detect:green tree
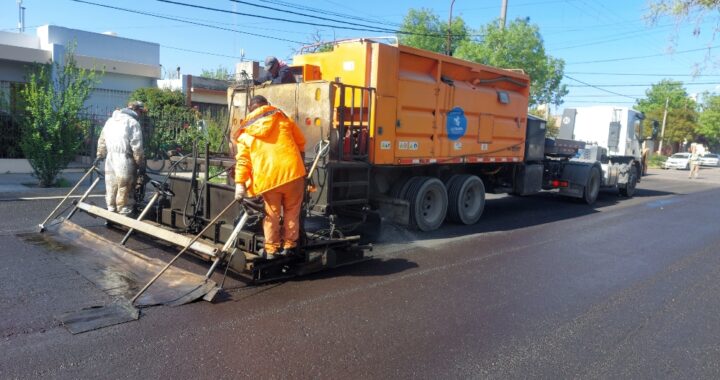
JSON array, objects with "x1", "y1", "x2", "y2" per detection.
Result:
[
  {"x1": 636, "y1": 80, "x2": 698, "y2": 148},
  {"x1": 398, "y1": 8, "x2": 469, "y2": 55},
  {"x1": 200, "y1": 66, "x2": 232, "y2": 81},
  {"x1": 697, "y1": 92, "x2": 720, "y2": 145},
  {"x1": 454, "y1": 18, "x2": 568, "y2": 106},
  {"x1": 19, "y1": 51, "x2": 99, "y2": 187},
  {"x1": 128, "y1": 87, "x2": 219, "y2": 154},
  {"x1": 528, "y1": 107, "x2": 559, "y2": 137}
]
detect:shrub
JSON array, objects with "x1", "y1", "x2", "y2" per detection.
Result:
[
  {"x1": 19, "y1": 51, "x2": 99, "y2": 186},
  {"x1": 648, "y1": 154, "x2": 667, "y2": 168}
]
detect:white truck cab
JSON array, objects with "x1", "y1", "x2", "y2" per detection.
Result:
[{"x1": 559, "y1": 106, "x2": 645, "y2": 197}]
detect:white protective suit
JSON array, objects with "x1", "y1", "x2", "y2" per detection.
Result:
[{"x1": 96, "y1": 108, "x2": 144, "y2": 214}]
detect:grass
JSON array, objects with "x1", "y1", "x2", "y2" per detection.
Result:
[{"x1": 648, "y1": 154, "x2": 667, "y2": 169}]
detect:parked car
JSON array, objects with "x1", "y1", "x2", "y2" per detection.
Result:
[
  {"x1": 663, "y1": 152, "x2": 691, "y2": 170},
  {"x1": 699, "y1": 153, "x2": 720, "y2": 167}
]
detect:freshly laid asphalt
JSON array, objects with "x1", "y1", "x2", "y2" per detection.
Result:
[{"x1": 1, "y1": 166, "x2": 720, "y2": 378}]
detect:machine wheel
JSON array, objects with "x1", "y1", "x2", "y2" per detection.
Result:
[
  {"x1": 404, "y1": 177, "x2": 448, "y2": 231},
  {"x1": 446, "y1": 175, "x2": 485, "y2": 225},
  {"x1": 583, "y1": 166, "x2": 601, "y2": 205},
  {"x1": 619, "y1": 165, "x2": 637, "y2": 197}
]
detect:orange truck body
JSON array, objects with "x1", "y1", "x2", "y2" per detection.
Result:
[{"x1": 293, "y1": 39, "x2": 531, "y2": 166}]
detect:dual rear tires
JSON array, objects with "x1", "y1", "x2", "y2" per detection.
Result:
[
  {"x1": 395, "y1": 175, "x2": 485, "y2": 231},
  {"x1": 619, "y1": 165, "x2": 638, "y2": 197}
]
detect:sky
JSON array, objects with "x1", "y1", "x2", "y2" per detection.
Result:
[{"x1": 2, "y1": 0, "x2": 720, "y2": 112}]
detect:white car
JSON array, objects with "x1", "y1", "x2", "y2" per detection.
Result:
[
  {"x1": 663, "y1": 153, "x2": 691, "y2": 170},
  {"x1": 699, "y1": 153, "x2": 720, "y2": 167}
]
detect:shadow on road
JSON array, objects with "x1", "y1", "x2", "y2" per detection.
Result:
[{"x1": 374, "y1": 187, "x2": 677, "y2": 245}]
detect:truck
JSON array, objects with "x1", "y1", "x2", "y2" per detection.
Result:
[
  {"x1": 558, "y1": 106, "x2": 646, "y2": 197},
  {"x1": 229, "y1": 37, "x2": 644, "y2": 233}
]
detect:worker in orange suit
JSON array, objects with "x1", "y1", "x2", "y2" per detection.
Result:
[{"x1": 234, "y1": 95, "x2": 306, "y2": 260}]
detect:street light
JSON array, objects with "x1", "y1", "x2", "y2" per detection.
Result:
[{"x1": 447, "y1": 0, "x2": 456, "y2": 56}]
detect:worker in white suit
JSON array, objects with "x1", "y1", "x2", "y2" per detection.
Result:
[{"x1": 96, "y1": 101, "x2": 145, "y2": 215}]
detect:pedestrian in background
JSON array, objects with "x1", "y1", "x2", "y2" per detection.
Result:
[{"x1": 689, "y1": 142, "x2": 703, "y2": 179}]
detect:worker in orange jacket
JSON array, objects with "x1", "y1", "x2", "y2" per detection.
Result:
[{"x1": 234, "y1": 95, "x2": 306, "y2": 259}]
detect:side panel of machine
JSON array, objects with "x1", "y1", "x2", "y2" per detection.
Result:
[
  {"x1": 294, "y1": 40, "x2": 531, "y2": 166},
  {"x1": 392, "y1": 46, "x2": 529, "y2": 164},
  {"x1": 229, "y1": 82, "x2": 334, "y2": 159}
]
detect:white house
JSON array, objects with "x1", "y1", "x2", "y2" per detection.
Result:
[{"x1": 0, "y1": 25, "x2": 160, "y2": 112}]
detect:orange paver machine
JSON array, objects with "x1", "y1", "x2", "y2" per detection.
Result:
[{"x1": 230, "y1": 38, "x2": 607, "y2": 232}]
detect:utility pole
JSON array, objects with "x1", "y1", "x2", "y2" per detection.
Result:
[
  {"x1": 500, "y1": 0, "x2": 508, "y2": 29},
  {"x1": 17, "y1": 0, "x2": 25, "y2": 33},
  {"x1": 447, "y1": 0, "x2": 456, "y2": 56},
  {"x1": 657, "y1": 97, "x2": 669, "y2": 154}
]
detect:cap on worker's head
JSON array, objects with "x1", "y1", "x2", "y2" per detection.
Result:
[
  {"x1": 264, "y1": 56, "x2": 279, "y2": 70},
  {"x1": 249, "y1": 95, "x2": 269, "y2": 107},
  {"x1": 128, "y1": 100, "x2": 144, "y2": 111}
]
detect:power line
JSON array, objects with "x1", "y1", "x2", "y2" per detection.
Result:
[
  {"x1": 567, "y1": 82, "x2": 720, "y2": 87},
  {"x1": 566, "y1": 71, "x2": 720, "y2": 77},
  {"x1": 161, "y1": 44, "x2": 260, "y2": 61},
  {"x1": 276, "y1": 0, "x2": 402, "y2": 28},
  {"x1": 158, "y1": 0, "x2": 457, "y2": 38},
  {"x1": 228, "y1": 0, "x2": 396, "y2": 32},
  {"x1": 566, "y1": 100, "x2": 637, "y2": 104},
  {"x1": 568, "y1": 44, "x2": 720, "y2": 65},
  {"x1": 551, "y1": 24, "x2": 675, "y2": 51},
  {"x1": 565, "y1": 94, "x2": 648, "y2": 98},
  {"x1": 71, "y1": 0, "x2": 304, "y2": 44},
  {"x1": 564, "y1": 75, "x2": 638, "y2": 100}
]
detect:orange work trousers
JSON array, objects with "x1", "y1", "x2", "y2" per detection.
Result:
[{"x1": 262, "y1": 178, "x2": 304, "y2": 253}]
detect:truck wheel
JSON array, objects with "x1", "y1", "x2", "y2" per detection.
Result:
[
  {"x1": 404, "y1": 177, "x2": 448, "y2": 231},
  {"x1": 583, "y1": 166, "x2": 601, "y2": 205},
  {"x1": 446, "y1": 175, "x2": 485, "y2": 225},
  {"x1": 619, "y1": 165, "x2": 637, "y2": 197}
]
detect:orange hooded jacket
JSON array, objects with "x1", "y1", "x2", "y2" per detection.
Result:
[{"x1": 234, "y1": 105, "x2": 306, "y2": 196}]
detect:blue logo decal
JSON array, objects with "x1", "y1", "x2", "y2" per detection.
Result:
[{"x1": 447, "y1": 107, "x2": 467, "y2": 141}]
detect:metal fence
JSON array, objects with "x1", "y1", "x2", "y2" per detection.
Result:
[
  {"x1": 0, "y1": 106, "x2": 207, "y2": 160},
  {"x1": 0, "y1": 110, "x2": 23, "y2": 158}
]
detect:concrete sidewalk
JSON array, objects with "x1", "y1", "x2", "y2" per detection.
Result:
[{"x1": 0, "y1": 169, "x2": 105, "y2": 200}]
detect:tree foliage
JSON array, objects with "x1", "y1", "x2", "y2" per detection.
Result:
[
  {"x1": 697, "y1": 92, "x2": 720, "y2": 145},
  {"x1": 646, "y1": 0, "x2": 720, "y2": 24},
  {"x1": 128, "y1": 87, "x2": 224, "y2": 154},
  {"x1": 200, "y1": 66, "x2": 232, "y2": 81},
  {"x1": 398, "y1": 8, "x2": 469, "y2": 55},
  {"x1": 528, "y1": 107, "x2": 559, "y2": 137},
  {"x1": 398, "y1": 11, "x2": 566, "y2": 107},
  {"x1": 636, "y1": 80, "x2": 698, "y2": 146},
  {"x1": 19, "y1": 51, "x2": 99, "y2": 186},
  {"x1": 646, "y1": 0, "x2": 720, "y2": 70},
  {"x1": 454, "y1": 18, "x2": 567, "y2": 106}
]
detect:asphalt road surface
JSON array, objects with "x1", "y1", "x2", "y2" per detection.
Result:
[{"x1": 1, "y1": 166, "x2": 720, "y2": 379}]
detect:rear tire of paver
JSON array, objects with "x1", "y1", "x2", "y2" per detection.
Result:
[{"x1": 446, "y1": 175, "x2": 485, "y2": 225}]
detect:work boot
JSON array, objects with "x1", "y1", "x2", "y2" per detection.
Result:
[
  {"x1": 118, "y1": 207, "x2": 133, "y2": 216},
  {"x1": 278, "y1": 247, "x2": 297, "y2": 257},
  {"x1": 259, "y1": 248, "x2": 277, "y2": 261}
]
